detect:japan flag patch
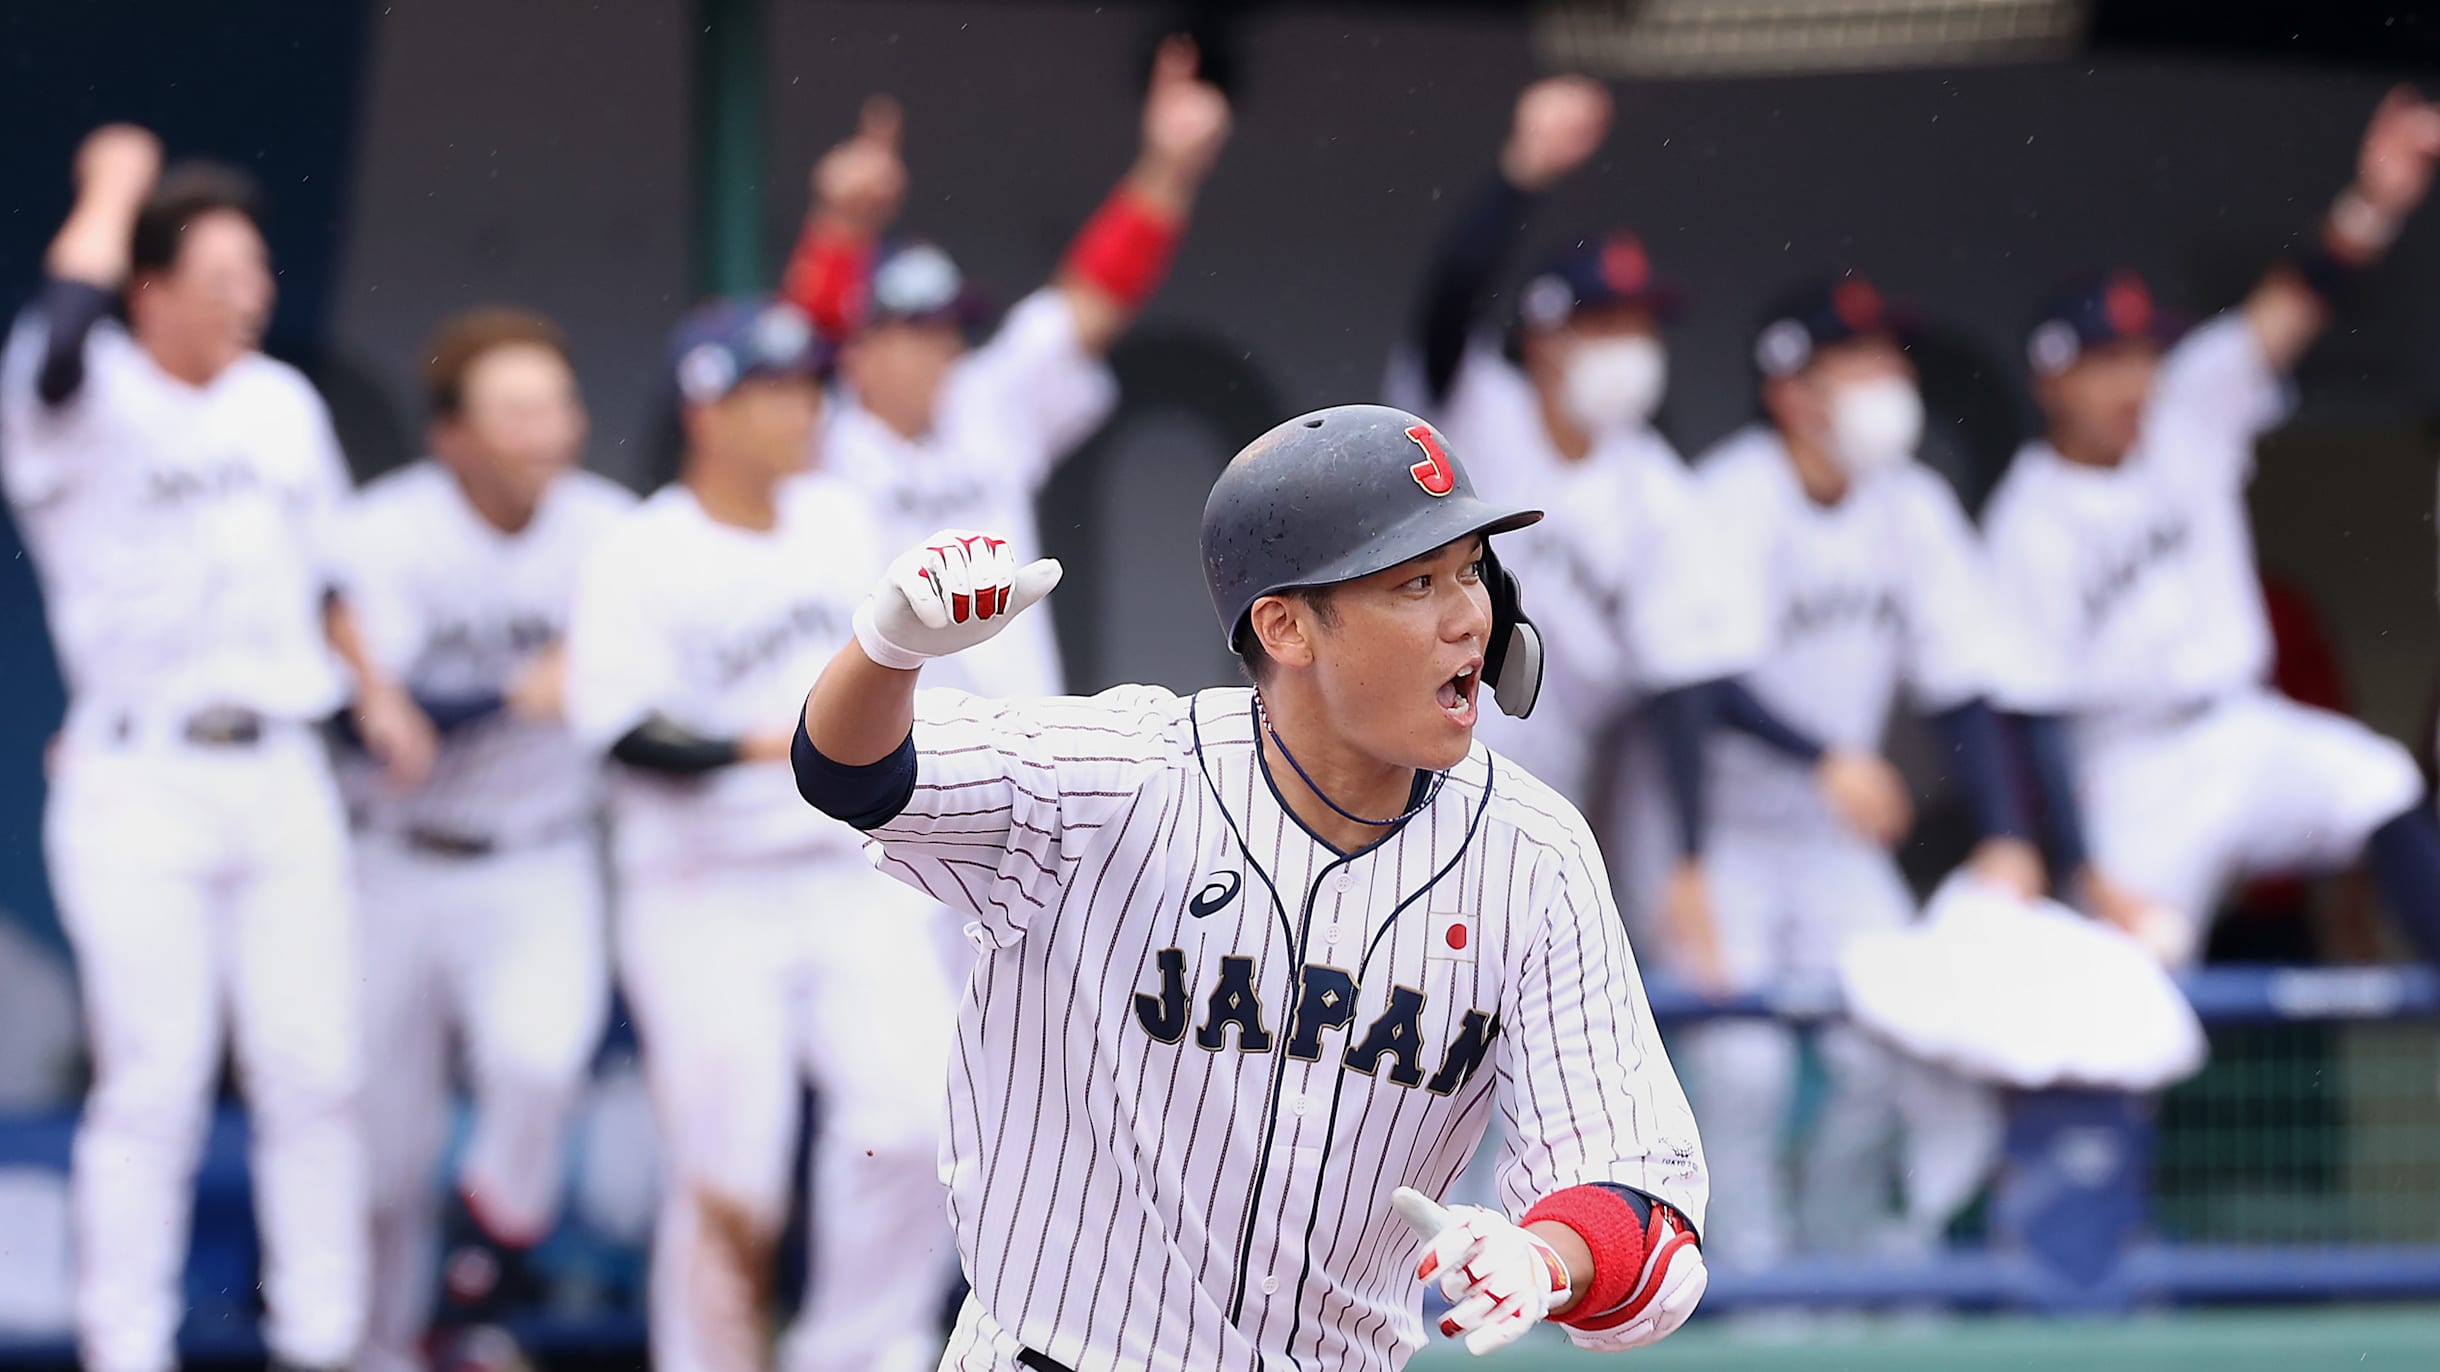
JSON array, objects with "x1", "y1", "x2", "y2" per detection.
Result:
[{"x1": 1427, "y1": 910, "x2": 1477, "y2": 963}]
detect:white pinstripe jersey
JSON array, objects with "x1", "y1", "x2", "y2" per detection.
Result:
[{"x1": 864, "y1": 684, "x2": 1707, "y2": 1372}]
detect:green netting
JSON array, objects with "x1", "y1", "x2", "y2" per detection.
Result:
[{"x1": 2153, "y1": 1022, "x2": 2440, "y2": 1244}]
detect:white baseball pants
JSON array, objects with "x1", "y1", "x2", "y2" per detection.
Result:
[
  {"x1": 47, "y1": 721, "x2": 366, "y2": 1372},
  {"x1": 620, "y1": 852, "x2": 956, "y2": 1372},
  {"x1": 353, "y1": 830, "x2": 609, "y2": 1372}
]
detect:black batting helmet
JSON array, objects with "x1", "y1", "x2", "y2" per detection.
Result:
[{"x1": 1199, "y1": 404, "x2": 1547, "y2": 717}]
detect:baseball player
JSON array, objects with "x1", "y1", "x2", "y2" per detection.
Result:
[
  {"x1": 1985, "y1": 86, "x2": 2440, "y2": 968},
  {"x1": 1679, "y1": 277, "x2": 2038, "y2": 1269},
  {"x1": 777, "y1": 36, "x2": 1232, "y2": 698},
  {"x1": 338, "y1": 307, "x2": 636, "y2": 1372},
  {"x1": 791, "y1": 404, "x2": 1709, "y2": 1370},
  {"x1": 563, "y1": 298, "x2": 956, "y2": 1372},
  {"x1": 1, "y1": 125, "x2": 435, "y2": 1372},
  {"x1": 1386, "y1": 74, "x2": 1763, "y2": 939}
]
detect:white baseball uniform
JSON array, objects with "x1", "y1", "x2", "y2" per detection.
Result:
[
  {"x1": 1682, "y1": 425, "x2": 2006, "y2": 1270},
  {"x1": 849, "y1": 683, "x2": 1705, "y2": 1371},
  {"x1": 2, "y1": 299, "x2": 367, "y2": 1372},
  {"x1": 337, "y1": 458, "x2": 634, "y2": 1372},
  {"x1": 564, "y1": 474, "x2": 956, "y2": 1372},
  {"x1": 1396, "y1": 338, "x2": 1766, "y2": 919},
  {"x1": 823, "y1": 289, "x2": 1117, "y2": 699},
  {"x1": 1983, "y1": 315, "x2": 2421, "y2": 946}
]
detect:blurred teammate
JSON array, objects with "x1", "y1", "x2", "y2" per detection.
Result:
[
  {"x1": 340, "y1": 308, "x2": 635, "y2": 1372},
  {"x1": 1388, "y1": 74, "x2": 1761, "y2": 935},
  {"x1": 791, "y1": 404, "x2": 1707, "y2": 1368},
  {"x1": 779, "y1": 36, "x2": 1232, "y2": 697},
  {"x1": 1987, "y1": 87, "x2": 2440, "y2": 967},
  {"x1": 563, "y1": 299, "x2": 954, "y2": 1372},
  {"x1": 1681, "y1": 277, "x2": 2037, "y2": 1269},
  {"x1": 1, "y1": 125, "x2": 433, "y2": 1372}
]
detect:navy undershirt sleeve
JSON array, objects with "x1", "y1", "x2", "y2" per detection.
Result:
[
  {"x1": 34, "y1": 276, "x2": 115, "y2": 407},
  {"x1": 610, "y1": 714, "x2": 743, "y2": 776},
  {"x1": 1930, "y1": 698, "x2": 2030, "y2": 843},
  {"x1": 1413, "y1": 174, "x2": 1536, "y2": 405},
  {"x1": 1714, "y1": 679, "x2": 1826, "y2": 764},
  {"x1": 791, "y1": 712, "x2": 917, "y2": 831},
  {"x1": 2010, "y1": 711, "x2": 2090, "y2": 876},
  {"x1": 1646, "y1": 681, "x2": 1718, "y2": 858}
]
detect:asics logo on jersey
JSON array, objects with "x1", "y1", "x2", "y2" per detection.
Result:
[
  {"x1": 2080, "y1": 517, "x2": 2190, "y2": 628},
  {"x1": 1186, "y1": 871, "x2": 1241, "y2": 919},
  {"x1": 1132, "y1": 952, "x2": 1502, "y2": 1097}
]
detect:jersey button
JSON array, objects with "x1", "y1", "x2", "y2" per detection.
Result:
[
  {"x1": 1334, "y1": 871, "x2": 1355, "y2": 895},
  {"x1": 1261, "y1": 1276, "x2": 1280, "y2": 1295},
  {"x1": 1290, "y1": 1095, "x2": 1310, "y2": 1116}
]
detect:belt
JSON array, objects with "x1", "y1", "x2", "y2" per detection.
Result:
[
  {"x1": 102, "y1": 705, "x2": 268, "y2": 748},
  {"x1": 398, "y1": 816, "x2": 590, "y2": 860},
  {"x1": 1017, "y1": 1351, "x2": 1074, "y2": 1372}
]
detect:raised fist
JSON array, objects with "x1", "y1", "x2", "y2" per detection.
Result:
[
  {"x1": 75, "y1": 123, "x2": 162, "y2": 202},
  {"x1": 2355, "y1": 85, "x2": 2440, "y2": 220},
  {"x1": 1139, "y1": 36, "x2": 1232, "y2": 188},
  {"x1": 853, "y1": 530, "x2": 1063, "y2": 670},
  {"x1": 1500, "y1": 76, "x2": 1612, "y2": 193},
  {"x1": 811, "y1": 95, "x2": 907, "y2": 237}
]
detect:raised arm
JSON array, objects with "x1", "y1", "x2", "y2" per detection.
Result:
[
  {"x1": 780, "y1": 97, "x2": 907, "y2": 344},
  {"x1": 1053, "y1": 36, "x2": 1232, "y2": 355},
  {"x1": 2244, "y1": 85, "x2": 2440, "y2": 374},
  {"x1": 30, "y1": 125, "x2": 160, "y2": 408},
  {"x1": 1409, "y1": 76, "x2": 1611, "y2": 405}
]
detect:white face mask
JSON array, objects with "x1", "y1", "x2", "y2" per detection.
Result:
[
  {"x1": 1558, "y1": 335, "x2": 1667, "y2": 435},
  {"x1": 1827, "y1": 377, "x2": 1924, "y2": 475}
]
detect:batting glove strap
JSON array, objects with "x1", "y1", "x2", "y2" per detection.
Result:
[{"x1": 1522, "y1": 1184, "x2": 1700, "y2": 1334}]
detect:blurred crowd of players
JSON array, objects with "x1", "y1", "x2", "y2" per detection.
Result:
[{"x1": 7, "y1": 42, "x2": 2440, "y2": 1372}]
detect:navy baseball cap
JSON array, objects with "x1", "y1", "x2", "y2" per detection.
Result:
[
  {"x1": 1751, "y1": 274, "x2": 1918, "y2": 378},
  {"x1": 864, "y1": 240, "x2": 992, "y2": 330},
  {"x1": 2026, "y1": 270, "x2": 2187, "y2": 376},
  {"x1": 669, "y1": 296, "x2": 826, "y2": 405},
  {"x1": 1518, "y1": 232, "x2": 1682, "y2": 330}
]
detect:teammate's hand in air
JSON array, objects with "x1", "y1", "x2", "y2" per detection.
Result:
[
  {"x1": 75, "y1": 124, "x2": 161, "y2": 201},
  {"x1": 1966, "y1": 836, "x2": 2046, "y2": 903},
  {"x1": 1660, "y1": 860, "x2": 1732, "y2": 999},
  {"x1": 1392, "y1": 1189, "x2": 1570, "y2": 1357},
  {"x1": 2354, "y1": 85, "x2": 2440, "y2": 223},
  {"x1": 854, "y1": 529, "x2": 1063, "y2": 669},
  {"x1": 1500, "y1": 76, "x2": 1612, "y2": 193},
  {"x1": 1813, "y1": 748, "x2": 1912, "y2": 848},
  {"x1": 1138, "y1": 36, "x2": 1232, "y2": 192},
  {"x1": 354, "y1": 678, "x2": 437, "y2": 790},
  {"x1": 811, "y1": 95, "x2": 907, "y2": 238}
]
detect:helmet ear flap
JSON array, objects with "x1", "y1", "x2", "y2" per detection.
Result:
[{"x1": 1478, "y1": 542, "x2": 1542, "y2": 719}]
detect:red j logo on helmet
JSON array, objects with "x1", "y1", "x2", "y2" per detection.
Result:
[{"x1": 1404, "y1": 425, "x2": 1456, "y2": 497}]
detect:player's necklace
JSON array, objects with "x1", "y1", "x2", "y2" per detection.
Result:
[{"x1": 1255, "y1": 693, "x2": 1447, "y2": 829}]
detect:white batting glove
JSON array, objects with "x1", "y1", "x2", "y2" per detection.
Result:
[
  {"x1": 853, "y1": 529, "x2": 1063, "y2": 670},
  {"x1": 1391, "y1": 1188, "x2": 1570, "y2": 1357}
]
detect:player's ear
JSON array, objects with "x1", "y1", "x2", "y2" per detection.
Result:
[{"x1": 1248, "y1": 594, "x2": 1318, "y2": 673}]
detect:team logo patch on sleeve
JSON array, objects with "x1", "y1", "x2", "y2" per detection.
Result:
[{"x1": 1428, "y1": 910, "x2": 1477, "y2": 963}]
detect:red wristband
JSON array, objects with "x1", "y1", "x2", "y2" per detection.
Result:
[
  {"x1": 782, "y1": 224, "x2": 872, "y2": 341},
  {"x1": 1061, "y1": 187, "x2": 1181, "y2": 309},
  {"x1": 1521, "y1": 1185, "x2": 1664, "y2": 1330}
]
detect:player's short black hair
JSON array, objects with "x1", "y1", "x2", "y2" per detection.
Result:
[
  {"x1": 1233, "y1": 587, "x2": 1338, "y2": 685},
  {"x1": 129, "y1": 161, "x2": 265, "y2": 277}
]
